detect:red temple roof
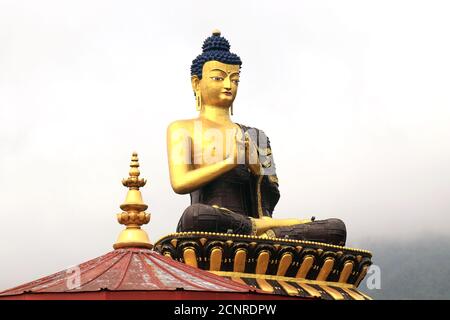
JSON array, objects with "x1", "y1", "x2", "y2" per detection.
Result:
[{"x1": 0, "y1": 248, "x2": 293, "y2": 300}]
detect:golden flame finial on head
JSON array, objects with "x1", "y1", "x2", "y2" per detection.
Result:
[
  {"x1": 113, "y1": 152, "x2": 152, "y2": 250},
  {"x1": 212, "y1": 28, "x2": 221, "y2": 36}
]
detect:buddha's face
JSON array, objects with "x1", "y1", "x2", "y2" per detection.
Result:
[{"x1": 192, "y1": 60, "x2": 240, "y2": 108}]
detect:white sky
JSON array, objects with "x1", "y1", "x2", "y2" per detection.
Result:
[{"x1": 1, "y1": 0, "x2": 450, "y2": 290}]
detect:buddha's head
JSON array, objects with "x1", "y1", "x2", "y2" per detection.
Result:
[{"x1": 191, "y1": 30, "x2": 242, "y2": 110}]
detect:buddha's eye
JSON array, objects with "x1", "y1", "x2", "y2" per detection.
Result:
[
  {"x1": 232, "y1": 79, "x2": 240, "y2": 85},
  {"x1": 210, "y1": 77, "x2": 224, "y2": 81}
]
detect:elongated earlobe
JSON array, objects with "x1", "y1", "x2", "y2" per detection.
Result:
[{"x1": 196, "y1": 91, "x2": 202, "y2": 112}]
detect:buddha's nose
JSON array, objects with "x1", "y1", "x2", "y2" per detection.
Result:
[{"x1": 223, "y1": 77, "x2": 231, "y2": 89}]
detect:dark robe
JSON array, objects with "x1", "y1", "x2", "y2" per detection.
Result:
[
  {"x1": 175, "y1": 123, "x2": 346, "y2": 246},
  {"x1": 188, "y1": 123, "x2": 280, "y2": 219}
]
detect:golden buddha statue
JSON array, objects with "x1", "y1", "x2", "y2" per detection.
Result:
[{"x1": 166, "y1": 30, "x2": 346, "y2": 246}]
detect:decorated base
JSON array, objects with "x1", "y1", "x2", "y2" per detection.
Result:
[{"x1": 154, "y1": 232, "x2": 373, "y2": 300}]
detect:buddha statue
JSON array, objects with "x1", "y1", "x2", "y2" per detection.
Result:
[{"x1": 166, "y1": 30, "x2": 346, "y2": 246}]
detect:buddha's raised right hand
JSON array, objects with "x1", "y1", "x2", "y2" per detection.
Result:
[
  {"x1": 225, "y1": 127, "x2": 246, "y2": 165},
  {"x1": 244, "y1": 132, "x2": 263, "y2": 176}
]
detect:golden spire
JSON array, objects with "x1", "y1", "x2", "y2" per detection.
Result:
[{"x1": 113, "y1": 152, "x2": 152, "y2": 249}]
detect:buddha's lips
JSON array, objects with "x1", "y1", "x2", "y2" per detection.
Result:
[{"x1": 223, "y1": 92, "x2": 233, "y2": 96}]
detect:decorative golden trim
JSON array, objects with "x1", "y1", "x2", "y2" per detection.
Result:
[
  {"x1": 321, "y1": 285, "x2": 344, "y2": 300},
  {"x1": 233, "y1": 249, "x2": 247, "y2": 273},
  {"x1": 277, "y1": 253, "x2": 293, "y2": 276},
  {"x1": 342, "y1": 288, "x2": 365, "y2": 300},
  {"x1": 296, "y1": 255, "x2": 314, "y2": 279},
  {"x1": 209, "y1": 247, "x2": 223, "y2": 271},
  {"x1": 357, "y1": 290, "x2": 373, "y2": 300},
  {"x1": 256, "y1": 175, "x2": 264, "y2": 218},
  {"x1": 113, "y1": 241, "x2": 153, "y2": 249},
  {"x1": 338, "y1": 261, "x2": 354, "y2": 283},
  {"x1": 256, "y1": 278, "x2": 274, "y2": 293},
  {"x1": 316, "y1": 258, "x2": 335, "y2": 281},
  {"x1": 256, "y1": 251, "x2": 270, "y2": 274},
  {"x1": 277, "y1": 280, "x2": 298, "y2": 296},
  {"x1": 355, "y1": 265, "x2": 369, "y2": 287},
  {"x1": 155, "y1": 232, "x2": 372, "y2": 255},
  {"x1": 183, "y1": 247, "x2": 198, "y2": 268},
  {"x1": 297, "y1": 283, "x2": 321, "y2": 298},
  {"x1": 208, "y1": 271, "x2": 358, "y2": 289}
]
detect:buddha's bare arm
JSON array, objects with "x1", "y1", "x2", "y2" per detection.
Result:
[
  {"x1": 167, "y1": 122, "x2": 239, "y2": 194},
  {"x1": 169, "y1": 158, "x2": 238, "y2": 194}
]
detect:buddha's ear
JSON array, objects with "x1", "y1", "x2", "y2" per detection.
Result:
[{"x1": 191, "y1": 75, "x2": 200, "y2": 93}]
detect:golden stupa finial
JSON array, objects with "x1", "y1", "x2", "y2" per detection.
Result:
[
  {"x1": 113, "y1": 152, "x2": 152, "y2": 250},
  {"x1": 122, "y1": 152, "x2": 146, "y2": 189}
]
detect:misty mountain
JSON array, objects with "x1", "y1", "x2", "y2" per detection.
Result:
[{"x1": 356, "y1": 235, "x2": 450, "y2": 300}]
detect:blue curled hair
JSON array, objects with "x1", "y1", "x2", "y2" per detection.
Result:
[{"x1": 191, "y1": 31, "x2": 242, "y2": 79}]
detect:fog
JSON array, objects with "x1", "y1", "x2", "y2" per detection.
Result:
[{"x1": 1, "y1": 0, "x2": 449, "y2": 291}]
